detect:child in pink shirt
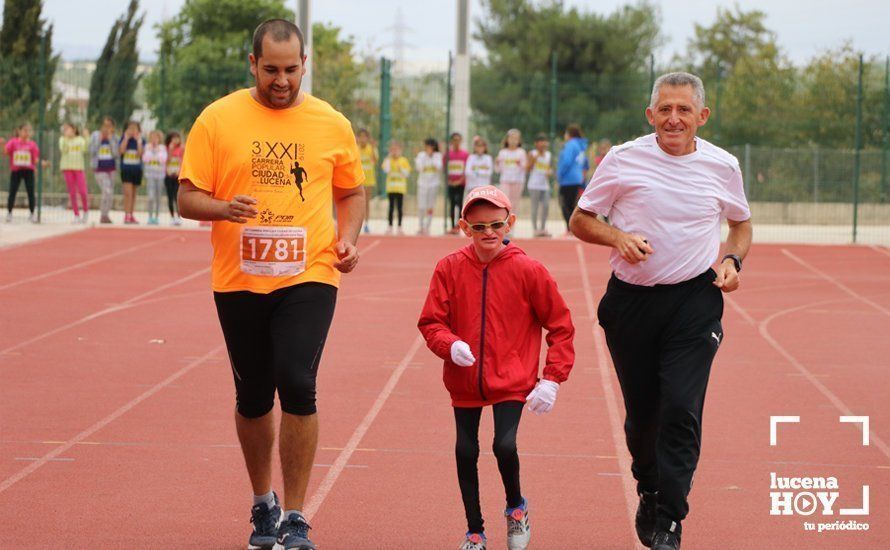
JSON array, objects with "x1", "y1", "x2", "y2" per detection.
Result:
[{"x1": 5, "y1": 123, "x2": 40, "y2": 222}]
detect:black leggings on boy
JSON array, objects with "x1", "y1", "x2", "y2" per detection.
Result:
[
  {"x1": 387, "y1": 192, "x2": 403, "y2": 227},
  {"x1": 454, "y1": 401, "x2": 523, "y2": 534}
]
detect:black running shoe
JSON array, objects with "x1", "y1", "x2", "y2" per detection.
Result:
[
  {"x1": 651, "y1": 529, "x2": 681, "y2": 550},
  {"x1": 635, "y1": 491, "x2": 658, "y2": 547},
  {"x1": 248, "y1": 492, "x2": 282, "y2": 550},
  {"x1": 277, "y1": 511, "x2": 316, "y2": 550}
]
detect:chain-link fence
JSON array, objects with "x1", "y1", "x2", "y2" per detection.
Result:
[{"x1": 1, "y1": 52, "x2": 888, "y2": 243}]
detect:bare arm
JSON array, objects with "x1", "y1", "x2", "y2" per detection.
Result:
[
  {"x1": 569, "y1": 207, "x2": 653, "y2": 264},
  {"x1": 332, "y1": 185, "x2": 366, "y2": 273},
  {"x1": 713, "y1": 218, "x2": 753, "y2": 292},
  {"x1": 177, "y1": 179, "x2": 257, "y2": 223}
]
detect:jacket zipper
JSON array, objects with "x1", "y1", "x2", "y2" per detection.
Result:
[{"x1": 478, "y1": 266, "x2": 488, "y2": 401}]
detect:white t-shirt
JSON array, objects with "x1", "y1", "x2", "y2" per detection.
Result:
[
  {"x1": 415, "y1": 151, "x2": 443, "y2": 188},
  {"x1": 578, "y1": 133, "x2": 751, "y2": 286},
  {"x1": 465, "y1": 154, "x2": 493, "y2": 190},
  {"x1": 496, "y1": 147, "x2": 527, "y2": 184},
  {"x1": 527, "y1": 150, "x2": 551, "y2": 191}
]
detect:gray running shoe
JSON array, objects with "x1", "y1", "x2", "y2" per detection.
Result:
[{"x1": 505, "y1": 498, "x2": 530, "y2": 550}]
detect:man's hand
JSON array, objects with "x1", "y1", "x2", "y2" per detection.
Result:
[
  {"x1": 450, "y1": 341, "x2": 476, "y2": 367},
  {"x1": 614, "y1": 232, "x2": 653, "y2": 264},
  {"x1": 713, "y1": 259, "x2": 740, "y2": 293},
  {"x1": 223, "y1": 195, "x2": 257, "y2": 223},
  {"x1": 333, "y1": 240, "x2": 359, "y2": 273}
]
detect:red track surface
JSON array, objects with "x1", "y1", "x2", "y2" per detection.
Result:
[{"x1": 1, "y1": 228, "x2": 888, "y2": 548}]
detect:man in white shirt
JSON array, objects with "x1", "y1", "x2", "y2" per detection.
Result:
[{"x1": 570, "y1": 72, "x2": 752, "y2": 550}]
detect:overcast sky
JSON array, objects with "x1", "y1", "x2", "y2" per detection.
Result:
[{"x1": 12, "y1": 0, "x2": 890, "y2": 66}]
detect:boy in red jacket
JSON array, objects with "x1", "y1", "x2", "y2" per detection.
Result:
[{"x1": 418, "y1": 186, "x2": 575, "y2": 550}]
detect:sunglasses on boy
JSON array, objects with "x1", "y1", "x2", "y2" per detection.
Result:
[{"x1": 465, "y1": 218, "x2": 510, "y2": 233}]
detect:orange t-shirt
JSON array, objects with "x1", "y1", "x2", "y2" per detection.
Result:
[{"x1": 179, "y1": 89, "x2": 365, "y2": 293}]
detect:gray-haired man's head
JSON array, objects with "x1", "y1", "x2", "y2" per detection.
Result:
[
  {"x1": 649, "y1": 72, "x2": 705, "y2": 110},
  {"x1": 645, "y1": 72, "x2": 711, "y2": 156}
]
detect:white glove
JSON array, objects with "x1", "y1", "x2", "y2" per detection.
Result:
[
  {"x1": 450, "y1": 340, "x2": 476, "y2": 367},
  {"x1": 526, "y1": 379, "x2": 559, "y2": 414}
]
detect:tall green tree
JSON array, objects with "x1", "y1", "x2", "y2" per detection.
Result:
[
  {"x1": 0, "y1": 0, "x2": 59, "y2": 129},
  {"x1": 145, "y1": 0, "x2": 292, "y2": 130},
  {"x1": 472, "y1": 0, "x2": 661, "y2": 142},
  {"x1": 687, "y1": 6, "x2": 776, "y2": 78},
  {"x1": 312, "y1": 22, "x2": 363, "y2": 114},
  {"x1": 684, "y1": 6, "x2": 797, "y2": 146},
  {"x1": 793, "y1": 44, "x2": 885, "y2": 149},
  {"x1": 87, "y1": 0, "x2": 143, "y2": 126}
]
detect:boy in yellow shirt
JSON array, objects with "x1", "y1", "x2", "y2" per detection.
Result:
[
  {"x1": 356, "y1": 128, "x2": 377, "y2": 233},
  {"x1": 381, "y1": 140, "x2": 410, "y2": 235}
]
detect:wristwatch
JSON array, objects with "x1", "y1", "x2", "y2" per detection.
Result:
[{"x1": 721, "y1": 254, "x2": 742, "y2": 272}]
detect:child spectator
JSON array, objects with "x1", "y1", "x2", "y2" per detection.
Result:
[
  {"x1": 556, "y1": 124, "x2": 589, "y2": 237},
  {"x1": 445, "y1": 132, "x2": 470, "y2": 234},
  {"x1": 527, "y1": 133, "x2": 552, "y2": 238},
  {"x1": 59, "y1": 122, "x2": 90, "y2": 223},
  {"x1": 119, "y1": 120, "x2": 145, "y2": 224},
  {"x1": 165, "y1": 132, "x2": 183, "y2": 225},
  {"x1": 464, "y1": 137, "x2": 493, "y2": 201},
  {"x1": 415, "y1": 137, "x2": 443, "y2": 235},
  {"x1": 143, "y1": 129, "x2": 168, "y2": 225},
  {"x1": 356, "y1": 128, "x2": 378, "y2": 234},
  {"x1": 381, "y1": 140, "x2": 410, "y2": 235},
  {"x1": 5, "y1": 123, "x2": 40, "y2": 223},
  {"x1": 495, "y1": 129, "x2": 527, "y2": 210},
  {"x1": 90, "y1": 116, "x2": 119, "y2": 224}
]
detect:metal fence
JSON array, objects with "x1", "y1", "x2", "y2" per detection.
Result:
[{"x1": 1, "y1": 52, "x2": 888, "y2": 244}]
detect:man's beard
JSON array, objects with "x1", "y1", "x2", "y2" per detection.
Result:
[{"x1": 259, "y1": 81, "x2": 301, "y2": 109}]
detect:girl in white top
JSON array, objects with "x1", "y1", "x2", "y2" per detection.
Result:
[
  {"x1": 495, "y1": 128, "x2": 527, "y2": 210},
  {"x1": 142, "y1": 129, "x2": 168, "y2": 225},
  {"x1": 464, "y1": 136, "x2": 493, "y2": 201},
  {"x1": 415, "y1": 137, "x2": 443, "y2": 235},
  {"x1": 527, "y1": 133, "x2": 553, "y2": 237}
]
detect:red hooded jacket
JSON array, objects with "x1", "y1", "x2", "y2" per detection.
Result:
[{"x1": 418, "y1": 242, "x2": 575, "y2": 407}]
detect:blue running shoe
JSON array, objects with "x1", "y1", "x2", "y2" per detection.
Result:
[
  {"x1": 247, "y1": 492, "x2": 282, "y2": 550},
  {"x1": 275, "y1": 511, "x2": 315, "y2": 550}
]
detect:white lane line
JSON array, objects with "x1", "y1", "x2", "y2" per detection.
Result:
[
  {"x1": 0, "y1": 267, "x2": 209, "y2": 357},
  {"x1": 728, "y1": 293, "x2": 890, "y2": 462},
  {"x1": 0, "y1": 345, "x2": 224, "y2": 495},
  {"x1": 576, "y1": 244, "x2": 642, "y2": 549},
  {"x1": 303, "y1": 334, "x2": 425, "y2": 521},
  {"x1": 360, "y1": 239, "x2": 381, "y2": 255},
  {"x1": 781, "y1": 248, "x2": 890, "y2": 316},
  {"x1": 0, "y1": 235, "x2": 178, "y2": 292},
  {"x1": 869, "y1": 245, "x2": 890, "y2": 259}
]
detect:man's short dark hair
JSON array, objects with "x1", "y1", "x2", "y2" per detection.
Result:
[{"x1": 253, "y1": 19, "x2": 305, "y2": 59}]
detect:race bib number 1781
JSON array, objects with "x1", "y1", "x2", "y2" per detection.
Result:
[{"x1": 240, "y1": 226, "x2": 307, "y2": 277}]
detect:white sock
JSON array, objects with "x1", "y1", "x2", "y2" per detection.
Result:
[
  {"x1": 284, "y1": 509, "x2": 304, "y2": 520},
  {"x1": 253, "y1": 491, "x2": 275, "y2": 508}
]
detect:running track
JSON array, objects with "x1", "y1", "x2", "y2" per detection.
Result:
[{"x1": 0, "y1": 228, "x2": 888, "y2": 548}]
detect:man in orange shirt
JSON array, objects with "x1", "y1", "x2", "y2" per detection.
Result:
[{"x1": 178, "y1": 19, "x2": 365, "y2": 550}]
